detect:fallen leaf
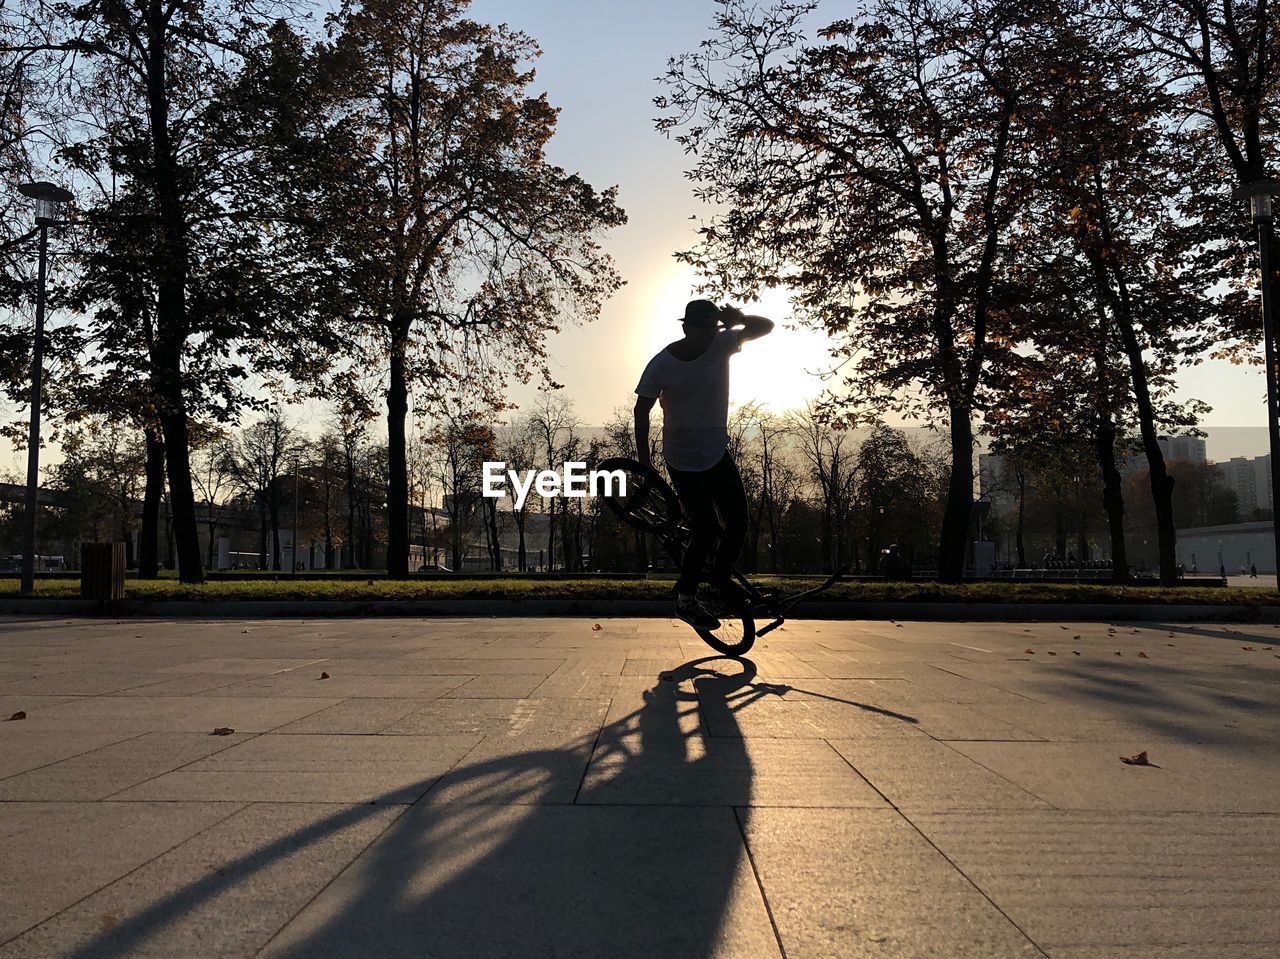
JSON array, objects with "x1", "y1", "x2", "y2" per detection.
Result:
[
  {"x1": 8, "y1": 711, "x2": 25, "y2": 721},
  {"x1": 1073, "y1": 634, "x2": 1082, "y2": 640},
  {"x1": 1138, "y1": 651, "x2": 1148, "y2": 658},
  {"x1": 1025, "y1": 648, "x2": 1035, "y2": 654},
  {"x1": 319, "y1": 671, "x2": 330, "y2": 679},
  {"x1": 1120, "y1": 750, "x2": 1151, "y2": 766},
  {"x1": 1243, "y1": 646, "x2": 1255, "y2": 651},
  {"x1": 1059, "y1": 625, "x2": 1068, "y2": 630},
  {"x1": 1115, "y1": 651, "x2": 1122, "y2": 656},
  {"x1": 211, "y1": 727, "x2": 235, "y2": 736},
  {"x1": 592, "y1": 623, "x2": 602, "y2": 631},
  {"x1": 1073, "y1": 650, "x2": 1081, "y2": 655},
  {"x1": 1047, "y1": 651, "x2": 1057, "y2": 656}
]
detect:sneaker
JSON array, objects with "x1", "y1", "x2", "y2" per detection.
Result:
[{"x1": 675, "y1": 593, "x2": 720, "y2": 630}]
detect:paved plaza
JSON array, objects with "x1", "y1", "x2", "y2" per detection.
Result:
[{"x1": 0, "y1": 615, "x2": 1277, "y2": 958}]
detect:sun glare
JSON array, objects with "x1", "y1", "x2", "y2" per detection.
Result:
[{"x1": 642, "y1": 267, "x2": 839, "y2": 414}]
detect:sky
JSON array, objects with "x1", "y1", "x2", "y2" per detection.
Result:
[
  {"x1": 463, "y1": 0, "x2": 1270, "y2": 453},
  {"x1": 4, "y1": 0, "x2": 1272, "y2": 474}
]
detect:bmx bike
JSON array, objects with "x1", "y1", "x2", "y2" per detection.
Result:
[{"x1": 596, "y1": 456, "x2": 848, "y2": 657}]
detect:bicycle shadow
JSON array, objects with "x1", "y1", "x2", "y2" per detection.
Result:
[{"x1": 62, "y1": 656, "x2": 768, "y2": 959}]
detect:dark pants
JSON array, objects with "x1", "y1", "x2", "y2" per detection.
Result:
[{"x1": 668, "y1": 452, "x2": 748, "y2": 595}]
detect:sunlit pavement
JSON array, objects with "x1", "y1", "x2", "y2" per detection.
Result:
[{"x1": 1, "y1": 617, "x2": 1277, "y2": 958}]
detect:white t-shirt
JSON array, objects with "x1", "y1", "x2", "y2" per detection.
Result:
[{"x1": 635, "y1": 330, "x2": 741, "y2": 472}]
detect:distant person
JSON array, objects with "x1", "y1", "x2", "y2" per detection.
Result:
[
  {"x1": 1241, "y1": 563, "x2": 1248, "y2": 577},
  {"x1": 634, "y1": 299, "x2": 774, "y2": 628},
  {"x1": 1251, "y1": 563, "x2": 1258, "y2": 578},
  {"x1": 881, "y1": 543, "x2": 911, "y2": 581},
  {"x1": 1220, "y1": 562, "x2": 1227, "y2": 579}
]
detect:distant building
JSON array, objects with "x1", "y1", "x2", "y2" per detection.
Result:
[
  {"x1": 1157, "y1": 435, "x2": 1207, "y2": 464},
  {"x1": 1222, "y1": 454, "x2": 1272, "y2": 514},
  {"x1": 1177, "y1": 521, "x2": 1274, "y2": 575}
]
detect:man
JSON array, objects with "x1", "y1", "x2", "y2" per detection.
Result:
[{"x1": 634, "y1": 299, "x2": 773, "y2": 628}]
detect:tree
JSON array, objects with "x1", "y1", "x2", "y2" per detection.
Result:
[
  {"x1": 498, "y1": 415, "x2": 541, "y2": 572},
  {"x1": 22, "y1": 0, "x2": 321, "y2": 583},
  {"x1": 1020, "y1": 10, "x2": 1227, "y2": 583},
  {"x1": 226, "y1": 408, "x2": 300, "y2": 571},
  {"x1": 282, "y1": 0, "x2": 625, "y2": 577},
  {"x1": 190, "y1": 427, "x2": 235, "y2": 570},
  {"x1": 659, "y1": 0, "x2": 1051, "y2": 580},
  {"x1": 789, "y1": 402, "x2": 856, "y2": 573},
  {"x1": 426, "y1": 408, "x2": 492, "y2": 571},
  {"x1": 44, "y1": 415, "x2": 145, "y2": 560}
]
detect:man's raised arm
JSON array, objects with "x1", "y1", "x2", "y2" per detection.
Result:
[
  {"x1": 634, "y1": 394, "x2": 657, "y2": 467},
  {"x1": 722, "y1": 305, "x2": 774, "y2": 342}
]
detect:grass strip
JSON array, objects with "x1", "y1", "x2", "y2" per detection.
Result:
[{"x1": 1, "y1": 577, "x2": 1276, "y2": 606}]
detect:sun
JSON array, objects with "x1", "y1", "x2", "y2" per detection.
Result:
[{"x1": 642, "y1": 266, "x2": 840, "y2": 414}]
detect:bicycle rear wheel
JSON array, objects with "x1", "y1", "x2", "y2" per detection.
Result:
[
  {"x1": 692, "y1": 583, "x2": 756, "y2": 657},
  {"x1": 597, "y1": 457, "x2": 681, "y2": 537}
]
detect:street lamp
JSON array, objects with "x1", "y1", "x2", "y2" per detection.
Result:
[
  {"x1": 15, "y1": 181, "x2": 72, "y2": 596},
  {"x1": 1235, "y1": 178, "x2": 1280, "y2": 589}
]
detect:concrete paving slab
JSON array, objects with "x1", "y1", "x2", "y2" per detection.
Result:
[
  {"x1": 441, "y1": 673, "x2": 549, "y2": 698},
  {"x1": 154, "y1": 657, "x2": 331, "y2": 676},
  {"x1": 829, "y1": 739, "x2": 1051, "y2": 811},
  {"x1": 580, "y1": 736, "x2": 888, "y2": 807},
  {"x1": 0, "y1": 802, "x2": 402, "y2": 958},
  {"x1": 0, "y1": 801, "x2": 241, "y2": 943},
  {"x1": 0, "y1": 731, "x2": 252, "y2": 801},
  {"x1": 9, "y1": 695, "x2": 345, "y2": 733},
  {"x1": 382, "y1": 696, "x2": 609, "y2": 738},
  {"x1": 211, "y1": 672, "x2": 467, "y2": 699},
  {"x1": 911, "y1": 810, "x2": 1280, "y2": 953},
  {"x1": 739, "y1": 807, "x2": 1041, "y2": 957},
  {"x1": 949, "y1": 740, "x2": 1280, "y2": 812},
  {"x1": 270, "y1": 697, "x2": 438, "y2": 734},
  {"x1": 259, "y1": 803, "x2": 781, "y2": 959},
  {"x1": 0, "y1": 728, "x2": 137, "y2": 779},
  {"x1": 109, "y1": 733, "x2": 479, "y2": 804}
]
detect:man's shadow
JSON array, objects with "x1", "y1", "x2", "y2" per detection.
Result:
[{"x1": 64, "y1": 656, "x2": 771, "y2": 959}]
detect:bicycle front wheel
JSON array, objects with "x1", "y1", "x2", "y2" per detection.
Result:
[{"x1": 693, "y1": 584, "x2": 756, "y2": 657}]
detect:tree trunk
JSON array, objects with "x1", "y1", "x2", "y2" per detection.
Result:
[
  {"x1": 138, "y1": 426, "x2": 165, "y2": 578},
  {"x1": 1097, "y1": 420, "x2": 1129, "y2": 582},
  {"x1": 1014, "y1": 466, "x2": 1027, "y2": 568},
  {"x1": 145, "y1": 30, "x2": 203, "y2": 584},
  {"x1": 270, "y1": 504, "x2": 281, "y2": 571},
  {"x1": 1088, "y1": 175, "x2": 1176, "y2": 584},
  {"x1": 546, "y1": 497, "x2": 556, "y2": 571},
  {"x1": 937, "y1": 409, "x2": 975, "y2": 582},
  {"x1": 157, "y1": 406, "x2": 204, "y2": 581},
  {"x1": 1111, "y1": 309, "x2": 1177, "y2": 584},
  {"x1": 386, "y1": 329, "x2": 410, "y2": 578}
]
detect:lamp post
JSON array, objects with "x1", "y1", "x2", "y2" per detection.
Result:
[
  {"x1": 16, "y1": 181, "x2": 72, "y2": 596},
  {"x1": 1235, "y1": 179, "x2": 1280, "y2": 588}
]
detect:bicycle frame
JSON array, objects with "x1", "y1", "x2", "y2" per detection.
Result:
[{"x1": 658, "y1": 520, "x2": 849, "y2": 636}]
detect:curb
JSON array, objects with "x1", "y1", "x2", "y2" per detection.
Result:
[{"x1": 1, "y1": 599, "x2": 1278, "y2": 622}]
